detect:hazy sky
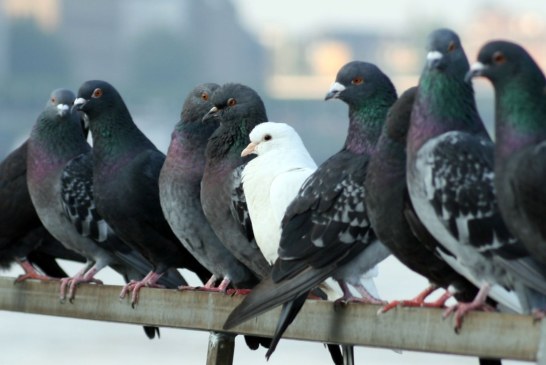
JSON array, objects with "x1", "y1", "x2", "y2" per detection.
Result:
[{"x1": 233, "y1": 0, "x2": 546, "y2": 36}]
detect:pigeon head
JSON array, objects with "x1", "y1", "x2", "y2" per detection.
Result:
[
  {"x1": 241, "y1": 122, "x2": 303, "y2": 157},
  {"x1": 47, "y1": 88, "x2": 76, "y2": 117},
  {"x1": 31, "y1": 88, "x2": 86, "y2": 150},
  {"x1": 466, "y1": 40, "x2": 545, "y2": 89},
  {"x1": 203, "y1": 83, "x2": 268, "y2": 126},
  {"x1": 325, "y1": 61, "x2": 396, "y2": 108},
  {"x1": 424, "y1": 28, "x2": 469, "y2": 78},
  {"x1": 74, "y1": 80, "x2": 127, "y2": 119},
  {"x1": 181, "y1": 83, "x2": 220, "y2": 124}
]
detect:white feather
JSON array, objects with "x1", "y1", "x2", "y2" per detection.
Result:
[{"x1": 242, "y1": 122, "x2": 316, "y2": 264}]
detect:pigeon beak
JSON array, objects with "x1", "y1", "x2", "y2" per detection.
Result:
[
  {"x1": 73, "y1": 97, "x2": 88, "y2": 112},
  {"x1": 56, "y1": 104, "x2": 70, "y2": 117},
  {"x1": 325, "y1": 82, "x2": 345, "y2": 100},
  {"x1": 241, "y1": 142, "x2": 257, "y2": 157},
  {"x1": 426, "y1": 51, "x2": 444, "y2": 70},
  {"x1": 465, "y1": 62, "x2": 486, "y2": 83},
  {"x1": 202, "y1": 106, "x2": 219, "y2": 122}
]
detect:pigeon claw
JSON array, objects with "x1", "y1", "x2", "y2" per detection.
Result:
[{"x1": 442, "y1": 301, "x2": 496, "y2": 333}]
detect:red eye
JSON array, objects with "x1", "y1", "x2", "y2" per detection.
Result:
[
  {"x1": 493, "y1": 51, "x2": 506, "y2": 64},
  {"x1": 201, "y1": 92, "x2": 209, "y2": 101},
  {"x1": 92, "y1": 88, "x2": 103, "y2": 98},
  {"x1": 351, "y1": 77, "x2": 363, "y2": 85},
  {"x1": 447, "y1": 41, "x2": 456, "y2": 52},
  {"x1": 227, "y1": 98, "x2": 237, "y2": 107},
  {"x1": 264, "y1": 134, "x2": 272, "y2": 141}
]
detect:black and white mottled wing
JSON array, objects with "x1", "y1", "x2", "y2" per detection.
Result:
[
  {"x1": 61, "y1": 153, "x2": 110, "y2": 244},
  {"x1": 274, "y1": 151, "x2": 372, "y2": 281},
  {"x1": 229, "y1": 164, "x2": 254, "y2": 242},
  {"x1": 415, "y1": 131, "x2": 522, "y2": 259}
]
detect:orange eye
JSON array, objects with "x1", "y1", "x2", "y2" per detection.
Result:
[
  {"x1": 493, "y1": 51, "x2": 506, "y2": 64},
  {"x1": 227, "y1": 98, "x2": 237, "y2": 107},
  {"x1": 351, "y1": 77, "x2": 364, "y2": 85},
  {"x1": 92, "y1": 88, "x2": 103, "y2": 98},
  {"x1": 447, "y1": 41, "x2": 456, "y2": 52},
  {"x1": 201, "y1": 92, "x2": 209, "y2": 101},
  {"x1": 264, "y1": 134, "x2": 272, "y2": 141}
]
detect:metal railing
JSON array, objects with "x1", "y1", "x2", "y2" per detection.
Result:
[{"x1": 0, "y1": 276, "x2": 543, "y2": 364}]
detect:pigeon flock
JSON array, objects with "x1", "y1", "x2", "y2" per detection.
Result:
[{"x1": 1, "y1": 27, "x2": 545, "y2": 364}]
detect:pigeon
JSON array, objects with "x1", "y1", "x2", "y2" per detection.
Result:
[
  {"x1": 27, "y1": 89, "x2": 159, "y2": 301},
  {"x1": 160, "y1": 83, "x2": 259, "y2": 292},
  {"x1": 74, "y1": 80, "x2": 211, "y2": 305},
  {"x1": 240, "y1": 121, "x2": 317, "y2": 264},
  {"x1": 365, "y1": 86, "x2": 497, "y2": 312},
  {"x1": 27, "y1": 88, "x2": 120, "y2": 300},
  {"x1": 159, "y1": 83, "x2": 271, "y2": 351},
  {"x1": 200, "y1": 83, "x2": 271, "y2": 280},
  {"x1": 0, "y1": 138, "x2": 68, "y2": 281},
  {"x1": 224, "y1": 61, "x2": 396, "y2": 355},
  {"x1": 406, "y1": 28, "x2": 546, "y2": 330},
  {"x1": 240, "y1": 121, "x2": 367, "y2": 362},
  {"x1": 0, "y1": 107, "x2": 89, "y2": 282},
  {"x1": 467, "y1": 41, "x2": 546, "y2": 272}
]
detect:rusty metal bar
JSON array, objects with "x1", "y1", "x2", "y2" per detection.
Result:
[{"x1": 0, "y1": 276, "x2": 540, "y2": 362}]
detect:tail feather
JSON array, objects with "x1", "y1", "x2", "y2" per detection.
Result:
[
  {"x1": 223, "y1": 264, "x2": 335, "y2": 330},
  {"x1": 265, "y1": 292, "x2": 308, "y2": 360}
]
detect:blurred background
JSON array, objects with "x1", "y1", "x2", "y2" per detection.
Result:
[{"x1": 1, "y1": 0, "x2": 545, "y2": 364}]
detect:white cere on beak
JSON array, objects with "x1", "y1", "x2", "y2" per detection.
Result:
[
  {"x1": 426, "y1": 51, "x2": 443, "y2": 62},
  {"x1": 57, "y1": 104, "x2": 70, "y2": 116},
  {"x1": 469, "y1": 62, "x2": 485, "y2": 73},
  {"x1": 57, "y1": 104, "x2": 69, "y2": 112},
  {"x1": 74, "y1": 97, "x2": 87, "y2": 107},
  {"x1": 328, "y1": 82, "x2": 346, "y2": 94}
]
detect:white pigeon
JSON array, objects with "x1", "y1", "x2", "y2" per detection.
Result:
[
  {"x1": 241, "y1": 121, "x2": 380, "y2": 299},
  {"x1": 241, "y1": 122, "x2": 316, "y2": 264}
]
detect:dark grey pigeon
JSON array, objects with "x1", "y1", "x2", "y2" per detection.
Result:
[
  {"x1": 406, "y1": 29, "x2": 546, "y2": 330},
  {"x1": 26, "y1": 89, "x2": 166, "y2": 303},
  {"x1": 224, "y1": 61, "x2": 395, "y2": 359},
  {"x1": 74, "y1": 80, "x2": 210, "y2": 306},
  {"x1": 27, "y1": 88, "x2": 118, "y2": 300},
  {"x1": 0, "y1": 106, "x2": 88, "y2": 281},
  {"x1": 367, "y1": 86, "x2": 479, "y2": 311},
  {"x1": 200, "y1": 83, "x2": 271, "y2": 280},
  {"x1": 160, "y1": 83, "x2": 271, "y2": 351},
  {"x1": 467, "y1": 41, "x2": 546, "y2": 279},
  {"x1": 160, "y1": 83, "x2": 260, "y2": 291},
  {"x1": 0, "y1": 139, "x2": 73, "y2": 280}
]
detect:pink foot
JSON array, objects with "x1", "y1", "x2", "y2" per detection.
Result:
[
  {"x1": 226, "y1": 288, "x2": 252, "y2": 296},
  {"x1": 119, "y1": 271, "x2": 164, "y2": 307},
  {"x1": 14, "y1": 260, "x2": 58, "y2": 283},
  {"x1": 334, "y1": 280, "x2": 386, "y2": 308},
  {"x1": 334, "y1": 294, "x2": 386, "y2": 307},
  {"x1": 179, "y1": 276, "x2": 232, "y2": 293},
  {"x1": 379, "y1": 286, "x2": 451, "y2": 314},
  {"x1": 443, "y1": 301, "x2": 495, "y2": 332},
  {"x1": 59, "y1": 267, "x2": 103, "y2": 303}
]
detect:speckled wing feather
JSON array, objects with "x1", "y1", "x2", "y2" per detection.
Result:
[
  {"x1": 416, "y1": 131, "x2": 522, "y2": 258},
  {"x1": 274, "y1": 150, "x2": 372, "y2": 282},
  {"x1": 61, "y1": 153, "x2": 111, "y2": 245}
]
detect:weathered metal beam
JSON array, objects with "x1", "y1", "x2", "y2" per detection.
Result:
[
  {"x1": 206, "y1": 332, "x2": 235, "y2": 365},
  {"x1": 0, "y1": 277, "x2": 540, "y2": 362}
]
